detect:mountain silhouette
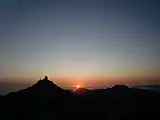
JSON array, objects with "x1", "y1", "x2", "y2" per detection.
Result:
[
  {"x1": 1, "y1": 77, "x2": 160, "y2": 120},
  {"x1": 7, "y1": 76, "x2": 67, "y2": 98},
  {"x1": 24, "y1": 76, "x2": 64, "y2": 94},
  {"x1": 33, "y1": 76, "x2": 61, "y2": 90},
  {"x1": 112, "y1": 85, "x2": 129, "y2": 89},
  {"x1": 74, "y1": 87, "x2": 91, "y2": 95}
]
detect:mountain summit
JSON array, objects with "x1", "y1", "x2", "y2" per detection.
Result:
[
  {"x1": 32, "y1": 76, "x2": 62, "y2": 91},
  {"x1": 7, "y1": 76, "x2": 65, "y2": 97}
]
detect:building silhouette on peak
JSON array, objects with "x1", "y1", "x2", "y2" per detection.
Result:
[
  {"x1": 44, "y1": 76, "x2": 49, "y2": 80},
  {"x1": 39, "y1": 76, "x2": 49, "y2": 81}
]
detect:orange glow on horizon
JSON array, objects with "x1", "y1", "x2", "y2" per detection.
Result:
[{"x1": 76, "y1": 85, "x2": 80, "y2": 89}]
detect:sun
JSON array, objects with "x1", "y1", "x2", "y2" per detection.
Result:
[{"x1": 76, "y1": 85, "x2": 80, "y2": 89}]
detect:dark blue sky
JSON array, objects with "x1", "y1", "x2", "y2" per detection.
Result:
[{"x1": 0, "y1": 0, "x2": 159, "y2": 89}]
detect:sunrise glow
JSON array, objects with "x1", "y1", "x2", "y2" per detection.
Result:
[{"x1": 76, "y1": 85, "x2": 80, "y2": 89}]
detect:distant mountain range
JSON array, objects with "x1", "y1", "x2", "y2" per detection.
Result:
[
  {"x1": 1, "y1": 76, "x2": 160, "y2": 120},
  {"x1": 133, "y1": 85, "x2": 160, "y2": 92}
]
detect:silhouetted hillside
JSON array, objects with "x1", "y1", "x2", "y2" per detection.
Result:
[
  {"x1": 1, "y1": 77, "x2": 160, "y2": 120},
  {"x1": 74, "y1": 88, "x2": 91, "y2": 95},
  {"x1": 19, "y1": 76, "x2": 65, "y2": 96},
  {"x1": 134, "y1": 85, "x2": 160, "y2": 93}
]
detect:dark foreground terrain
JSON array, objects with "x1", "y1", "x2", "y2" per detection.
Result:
[{"x1": 1, "y1": 77, "x2": 160, "y2": 120}]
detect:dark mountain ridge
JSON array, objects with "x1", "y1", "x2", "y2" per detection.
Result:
[{"x1": 1, "y1": 76, "x2": 160, "y2": 120}]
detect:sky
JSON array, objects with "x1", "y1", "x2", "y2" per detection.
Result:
[{"x1": 0, "y1": 0, "x2": 160, "y2": 93}]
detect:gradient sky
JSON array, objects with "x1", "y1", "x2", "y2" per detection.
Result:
[{"x1": 0, "y1": 0, "x2": 160, "y2": 92}]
